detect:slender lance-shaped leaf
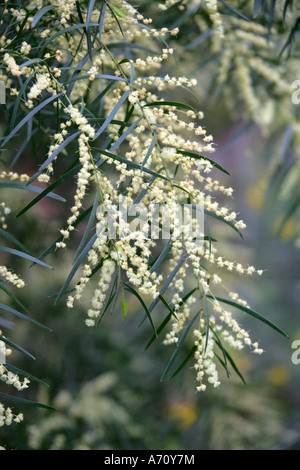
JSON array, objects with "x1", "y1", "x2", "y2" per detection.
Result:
[
  {"x1": 176, "y1": 150, "x2": 231, "y2": 176},
  {"x1": 218, "y1": 0, "x2": 249, "y2": 20},
  {"x1": 215, "y1": 342, "x2": 246, "y2": 385},
  {"x1": 17, "y1": 159, "x2": 85, "y2": 218},
  {"x1": 99, "y1": 2, "x2": 107, "y2": 42},
  {"x1": 94, "y1": 148, "x2": 169, "y2": 182},
  {"x1": 211, "y1": 328, "x2": 230, "y2": 378},
  {"x1": 31, "y1": 5, "x2": 55, "y2": 28},
  {"x1": 30, "y1": 204, "x2": 94, "y2": 267},
  {"x1": 143, "y1": 101, "x2": 198, "y2": 114},
  {"x1": 204, "y1": 208, "x2": 244, "y2": 239},
  {"x1": 4, "y1": 363, "x2": 49, "y2": 388},
  {"x1": 0, "y1": 228, "x2": 30, "y2": 254},
  {"x1": 11, "y1": 128, "x2": 38, "y2": 167},
  {"x1": 201, "y1": 283, "x2": 210, "y2": 354},
  {"x1": 150, "y1": 239, "x2": 173, "y2": 274},
  {"x1": 253, "y1": 0, "x2": 262, "y2": 17},
  {"x1": 145, "y1": 288, "x2": 197, "y2": 351},
  {"x1": 55, "y1": 232, "x2": 98, "y2": 304},
  {"x1": 65, "y1": 74, "x2": 128, "y2": 85},
  {"x1": 0, "y1": 303, "x2": 52, "y2": 332},
  {"x1": 86, "y1": 0, "x2": 96, "y2": 61},
  {"x1": 0, "y1": 284, "x2": 29, "y2": 313},
  {"x1": 73, "y1": 188, "x2": 100, "y2": 262},
  {"x1": 0, "y1": 335, "x2": 35, "y2": 360},
  {"x1": 10, "y1": 72, "x2": 36, "y2": 133},
  {"x1": 158, "y1": 294, "x2": 179, "y2": 321},
  {"x1": 139, "y1": 254, "x2": 188, "y2": 328},
  {"x1": 27, "y1": 131, "x2": 81, "y2": 186},
  {"x1": 133, "y1": 170, "x2": 162, "y2": 206},
  {"x1": 0, "y1": 246, "x2": 52, "y2": 269},
  {"x1": 283, "y1": 0, "x2": 292, "y2": 27},
  {"x1": 169, "y1": 345, "x2": 197, "y2": 380},
  {"x1": 42, "y1": 23, "x2": 100, "y2": 49},
  {"x1": 148, "y1": 253, "x2": 188, "y2": 312},
  {"x1": 0, "y1": 392, "x2": 55, "y2": 410},
  {"x1": 268, "y1": 0, "x2": 276, "y2": 39},
  {"x1": 20, "y1": 59, "x2": 45, "y2": 68},
  {"x1": 93, "y1": 91, "x2": 130, "y2": 141},
  {"x1": 0, "y1": 182, "x2": 65, "y2": 203},
  {"x1": 2, "y1": 93, "x2": 61, "y2": 147},
  {"x1": 108, "y1": 41, "x2": 158, "y2": 54},
  {"x1": 109, "y1": 117, "x2": 142, "y2": 153},
  {"x1": 0, "y1": 318, "x2": 13, "y2": 329},
  {"x1": 207, "y1": 295, "x2": 289, "y2": 339},
  {"x1": 66, "y1": 53, "x2": 91, "y2": 97},
  {"x1": 280, "y1": 16, "x2": 300, "y2": 57},
  {"x1": 123, "y1": 283, "x2": 157, "y2": 336},
  {"x1": 88, "y1": 81, "x2": 114, "y2": 110},
  {"x1": 121, "y1": 289, "x2": 128, "y2": 319},
  {"x1": 161, "y1": 309, "x2": 201, "y2": 381},
  {"x1": 224, "y1": 348, "x2": 246, "y2": 385}
]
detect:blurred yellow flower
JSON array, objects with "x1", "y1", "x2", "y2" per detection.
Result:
[
  {"x1": 267, "y1": 365, "x2": 290, "y2": 388},
  {"x1": 166, "y1": 402, "x2": 197, "y2": 429}
]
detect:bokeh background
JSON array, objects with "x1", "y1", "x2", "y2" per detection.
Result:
[{"x1": 1, "y1": 0, "x2": 300, "y2": 451}]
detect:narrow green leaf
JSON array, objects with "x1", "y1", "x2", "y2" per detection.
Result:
[
  {"x1": 218, "y1": 0, "x2": 249, "y2": 20},
  {"x1": 283, "y1": 0, "x2": 292, "y2": 26},
  {"x1": 176, "y1": 150, "x2": 231, "y2": 176},
  {"x1": 2, "y1": 94, "x2": 61, "y2": 147},
  {"x1": 73, "y1": 188, "x2": 100, "y2": 262},
  {"x1": 31, "y1": 5, "x2": 55, "y2": 28},
  {"x1": 0, "y1": 182, "x2": 65, "y2": 203},
  {"x1": 0, "y1": 228, "x2": 30, "y2": 254},
  {"x1": 161, "y1": 309, "x2": 200, "y2": 381},
  {"x1": 93, "y1": 91, "x2": 130, "y2": 140},
  {"x1": 26, "y1": 131, "x2": 81, "y2": 186},
  {"x1": 204, "y1": 208, "x2": 244, "y2": 239},
  {"x1": 124, "y1": 283, "x2": 157, "y2": 336},
  {"x1": 99, "y1": 2, "x2": 107, "y2": 41},
  {"x1": 280, "y1": 16, "x2": 300, "y2": 57},
  {"x1": 253, "y1": 0, "x2": 262, "y2": 17},
  {"x1": 169, "y1": 345, "x2": 197, "y2": 380},
  {"x1": 0, "y1": 392, "x2": 55, "y2": 410},
  {"x1": 222, "y1": 347, "x2": 247, "y2": 385},
  {"x1": 87, "y1": 0, "x2": 96, "y2": 61},
  {"x1": 201, "y1": 284, "x2": 210, "y2": 354},
  {"x1": 139, "y1": 253, "x2": 188, "y2": 326},
  {"x1": 0, "y1": 335, "x2": 35, "y2": 360},
  {"x1": 0, "y1": 303, "x2": 52, "y2": 332},
  {"x1": 109, "y1": 117, "x2": 142, "y2": 153},
  {"x1": 88, "y1": 81, "x2": 114, "y2": 110},
  {"x1": 109, "y1": 4, "x2": 127, "y2": 19},
  {"x1": 4, "y1": 363, "x2": 49, "y2": 387},
  {"x1": 121, "y1": 289, "x2": 128, "y2": 319},
  {"x1": 158, "y1": 294, "x2": 179, "y2": 321},
  {"x1": 10, "y1": 72, "x2": 36, "y2": 133},
  {"x1": 207, "y1": 295, "x2": 289, "y2": 339},
  {"x1": 0, "y1": 285, "x2": 29, "y2": 313},
  {"x1": 144, "y1": 288, "x2": 197, "y2": 350},
  {"x1": 150, "y1": 239, "x2": 173, "y2": 274},
  {"x1": 56, "y1": 233, "x2": 98, "y2": 304},
  {"x1": 0, "y1": 246, "x2": 52, "y2": 270},
  {"x1": 143, "y1": 101, "x2": 198, "y2": 114},
  {"x1": 93, "y1": 148, "x2": 169, "y2": 181}
]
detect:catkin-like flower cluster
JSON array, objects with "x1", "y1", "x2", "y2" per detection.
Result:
[
  {"x1": 0, "y1": 334, "x2": 29, "y2": 444},
  {"x1": 0, "y1": 0, "x2": 268, "y2": 395}
]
